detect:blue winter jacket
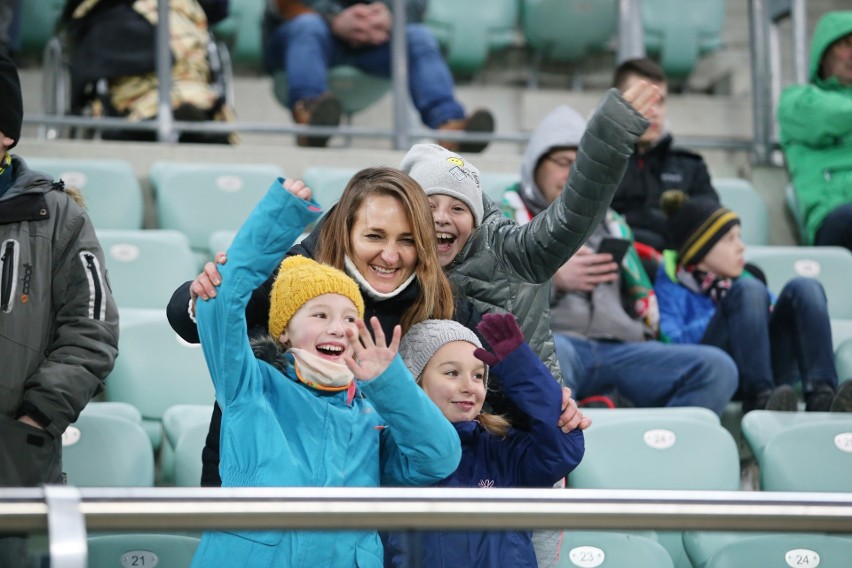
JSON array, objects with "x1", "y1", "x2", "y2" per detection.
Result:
[
  {"x1": 192, "y1": 180, "x2": 462, "y2": 568},
  {"x1": 384, "y1": 341, "x2": 585, "y2": 568}
]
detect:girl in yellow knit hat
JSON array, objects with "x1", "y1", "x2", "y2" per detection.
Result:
[{"x1": 190, "y1": 177, "x2": 460, "y2": 568}]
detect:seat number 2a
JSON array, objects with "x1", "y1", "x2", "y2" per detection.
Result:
[
  {"x1": 120, "y1": 550, "x2": 159, "y2": 567},
  {"x1": 785, "y1": 548, "x2": 820, "y2": 567}
]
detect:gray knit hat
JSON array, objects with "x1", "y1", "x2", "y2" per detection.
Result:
[
  {"x1": 399, "y1": 143, "x2": 484, "y2": 226},
  {"x1": 399, "y1": 319, "x2": 487, "y2": 385}
]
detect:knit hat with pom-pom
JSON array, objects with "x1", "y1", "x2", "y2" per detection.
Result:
[{"x1": 661, "y1": 190, "x2": 739, "y2": 266}]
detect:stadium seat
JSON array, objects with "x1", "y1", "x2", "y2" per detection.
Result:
[
  {"x1": 682, "y1": 531, "x2": 778, "y2": 568},
  {"x1": 174, "y1": 421, "x2": 212, "y2": 487},
  {"x1": 160, "y1": 404, "x2": 214, "y2": 486},
  {"x1": 301, "y1": 166, "x2": 358, "y2": 211},
  {"x1": 61, "y1": 413, "x2": 154, "y2": 487},
  {"x1": 835, "y1": 337, "x2": 852, "y2": 384},
  {"x1": 211, "y1": 0, "x2": 265, "y2": 67},
  {"x1": 520, "y1": 0, "x2": 617, "y2": 87},
  {"x1": 785, "y1": 182, "x2": 808, "y2": 245},
  {"x1": 87, "y1": 533, "x2": 200, "y2": 568},
  {"x1": 704, "y1": 534, "x2": 852, "y2": 568},
  {"x1": 641, "y1": 0, "x2": 725, "y2": 79},
  {"x1": 713, "y1": 178, "x2": 769, "y2": 245},
  {"x1": 480, "y1": 171, "x2": 519, "y2": 204},
  {"x1": 18, "y1": 0, "x2": 65, "y2": 58},
  {"x1": 830, "y1": 319, "x2": 852, "y2": 351},
  {"x1": 741, "y1": 410, "x2": 852, "y2": 464},
  {"x1": 79, "y1": 401, "x2": 142, "y2": 425},
  {"x1": 425, "y1": 0, "x2": 519, "y2": 76},
  {"x1": 559, "y1": 531, "x2": 674, "y2": 568},
  {"x1": 580, "y1": 406, "x2": 720, "y2": 426},
  {"x1": 568, "y1": 417, "x2": 740, "y2": 568},
  {"x1": 96, "y1": 230, "x2": 198, "y2": 310},
  {"x1": 759, "y1": 419, "x2": 852, "y2": 492},
  {"x1": 105, "y1": 314, "x2": 214, "y2": 451},
  {"x1": 26, "y1": 158, "x2": 144, "y2": 230},
  {"x1": 150, "y1": 161, "x2": 284, "y2": 264},
  {"x1": 744, "y1": 246, "x2": 852, "y2": 320}
]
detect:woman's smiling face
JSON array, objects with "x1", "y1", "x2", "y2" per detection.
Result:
[{"x1": 349, "y1": 194, "x2": 418, "y2": 293}]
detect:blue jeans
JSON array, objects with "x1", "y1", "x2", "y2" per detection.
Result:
[
  {"x1": 264, "y1": 13, "x2": 465, "y2": 128},
  {"x1": 701, "y1": 277, "x2": 838, "y2": 398},
  {"x1": 554, "y1": 334, "x2": 738, "y2": 416}
]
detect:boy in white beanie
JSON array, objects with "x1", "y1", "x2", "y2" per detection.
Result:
[
  {"x1": 384, "y1": 313, "x2": 585, "y2": 568},
  {"x1": 191, "y1": 177, "x2": 460, "y2": 568}
]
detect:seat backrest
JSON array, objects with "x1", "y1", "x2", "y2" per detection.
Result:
[
  {"x1": 713, "y1": 178, "x2": 769, "y2": 245},
  {"x1": 785, "y1": 182, "x2": 808, "y2": 245},
  {"x1": 301, "y1": 166, "x2": 359, "y2": 210},
  {"x1": 760, "y1": 419, "x2": 852, "y2": 492},
  {"x1": 150, "y1": 161, "x2": 284, "y2": 253},
  {"x1": 705, "y1": 534, "x2": 852, "y2": 568},
  {"x1": 61, "y1": 413, "x2": 154, "y2": 487},
  {"x1": 272, "y1": 67, "x2": 390, "y2": 116},
  {"x1": 559, "y1": 531, "x2": 674, "y2": 568},
  {"x1": 425, "y1": 0, "x2": 519, "y2": 75},
  {"x1": 740, "y1": 409, "x2": 852, "y2": 464},
  {"x1": 580, "y1": 406, "x2": 720, "y2": 426},
  {"x1": 641, "y1": 0, "x2": 725, "y2": 78},
  {"x1": 96, "y1": 229, "x2": 198, "y2": 309},
  {"x1": 521, "y1": 0, "x2": 617, "y2": 62},
  {"x1": 835, "y1": 337, "x2": 852, "y2": 383},
  {"x1": 568, "y1": 417, "x2": 740, "y2": 490},
  {"x1": 105, "y1": 314, "x2": 214, "y2": 445},
  {"x1": 744, "y1": 246, "x2": 852, "y2": 319},
  {"x1": 87, "y1": 533, "x2": 200, "y2": 568},
  {"x1": 79, "y1": 401, "x2": 143, "y2": 425},
  {"x1": 174, "y1": 421, "x2": 212, "y2": 487},
  {"x1": 26, "y1": 158, "x2": 144, "y2": 230},
  {"x1": 210, "y1": 0, "x2": 265, "y2": 66},
  {"x1": 682, "y1": 531, "x2": 779, "y2": 568},
  {"x1": 19, "y1": 0, "x2": 66, "y2": 57}
]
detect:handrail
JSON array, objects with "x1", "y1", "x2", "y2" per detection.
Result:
[{"x1": 3, "y1": 487, "x2": 852, "y2": 534}]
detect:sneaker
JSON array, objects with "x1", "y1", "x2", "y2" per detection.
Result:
[
  {"x1": 292, "y1": 93, "x2": 342, "y2": 148},
  {"x1": 764, "y1": 385, "x2": 799, "y2": 412},
  {"x1": 830, "y1": 381, "x2": 852, "y2": 412},
  {"x1": 437, "y1": 109, "x2": 495, "y2": 154},
  {"x1": 805, "y1": 383, "x2": 836, "y2": 412}
]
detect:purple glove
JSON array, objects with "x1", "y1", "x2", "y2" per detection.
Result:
[{"x1": 474, "y1": 313, "x2": 525, "y2": 367}]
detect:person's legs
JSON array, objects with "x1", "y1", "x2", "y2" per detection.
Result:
[
  {"x1": 814, "y1": 203, "x2": 852, "y2": 251},
  {"x1": 770, "y1": 277, "x2": 840, "y2": 410},
  {"x1": 700, "y1": 278, "x2": 786, "y2": 410}
]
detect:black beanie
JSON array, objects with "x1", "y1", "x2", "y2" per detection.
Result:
[
  {"x1": 0, "y1": 51, "x2": 23, "y2": 149},
  {"x1": 661, "y1": 190, "x2": 740, "y2": 266}
]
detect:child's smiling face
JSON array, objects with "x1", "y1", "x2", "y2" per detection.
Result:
[
  {"x1": 418, "y1": 341, "x2": 486, "y2": 422},
  {"x1": 281, "y1": 294, "x2": 359, "y2": 363},
  {"x1": 429, "y1": 194, "x2": 475, "y2": 268}
]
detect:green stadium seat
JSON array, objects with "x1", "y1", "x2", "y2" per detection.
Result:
[
  {"x1": 61, "y1": 413, "x2": 154, "y2": 487},
  {"x1": 785, "y1": 182, "x2": 808, "y2": 245},
  {"x1": 641, "y1": 0, "x2": 725, "y2": 79},
  {"x1": 581, "y1": 406, "x2": 720, "y2": 426},
  {"x1": 105, "y1": 314, "x2": 214, "y2": 451},
  {"x1": 211, "y1": 0, "x2": 265, "y2": 67},
  {"x1": 425, "y1": 0, "x2": 519, "y2": 76},
  {"x1": 713, "y1": 178, "x2": 769, "y2": 246},
  {"x1": 301, "y1": 166, "x2": 359, "y2": 211},
  {"x1": 26, "y1": 158, "x2": 144, "y2": 230},
  {"x1": 559, "y1": 531, "x2": 674, "y2": 568},
  {"x1": 705, "y1": 534, "x2": 852, "y2": 568},
  {"x1": 87, "y1": 534, "x2": 200, "y2": 568},
  {"x1": 150, "y1": 161, "x2": 284, "y2": 264},
  {"x1": 568, "y1": 417, "x2": 740, "y2": 568},
  {"x1": 79, "y1": 401, "x2": 142, "y2": 425},
  {"x1": 96, "y1": 230, "x2": 198, "y2": 310},
  {"x1": 682, "y1": 531, "x2": 778, "y2": 568},
  {"x1": 744, "y1": 246, "x2": 852, "y2": 320},
  {"x1": 480, "y1": 171, "x2": 519, "y2": 204},
  {"x1": 830, "y1": 319, "x2": 852, "y2": 351},
  {"x1": 521, "y1": 0, "x2": 617, "y2": 87},
  {"x1": 174, "y1": 422, "x2": 211, "y2": 487},
  {"x1": 160, "y1": 404, "x2": 214, "y2": 486},
  {"x1": 759, "y1": 419, "x2": 852, "y2": 492},
  {"x1": 18, "y1": 0, "x2": 65, "y2": 58},
  {"x1": 834, "y1": 336, "x2": 852, "y2": 383},
  {"x1": 272, "y1": 67, "x2": 391, "y2": 122},
  {"x1": 741, "y1": 410, "x2": 852, "y2": 464}
]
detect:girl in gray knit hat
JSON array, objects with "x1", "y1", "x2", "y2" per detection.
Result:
[{"x1": 386, "y1": 313, "x2": 586, "y2": 568}]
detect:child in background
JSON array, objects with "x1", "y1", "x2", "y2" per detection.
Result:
[
  {"x1": 654, "y1": 191, "x2": 852, "y2": 413},
  {"x1": 191, "y1": 178, "x2": 461, "y2": 568},
  {"x1": 385, "y1": 313, "x2": 585, "y2": 568}
]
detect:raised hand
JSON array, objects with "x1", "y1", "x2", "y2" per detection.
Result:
[
  {"x1": 473, "y1": 313, "x2": 526, "y2": 367},
  {"x1": 344, "y1": 316, "x2": 402, "y2": 381},
  {"x1": 282, "y1": 177, "x2": 313, "y2": 201},
  {"x1": 189, "y1": 252, "x2": 227, "y2": 307},
  {"x1": 621, "y1": 78, "x2": 661, "y2": 122}
]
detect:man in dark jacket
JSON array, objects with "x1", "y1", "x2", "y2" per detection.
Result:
[{"x1": 609, "y1": 57, "x2": 720, "y2": 252}]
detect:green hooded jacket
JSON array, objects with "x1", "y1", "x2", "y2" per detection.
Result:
[{"x1": 778, "y1": 11, "x2": 852, "y2": 244}]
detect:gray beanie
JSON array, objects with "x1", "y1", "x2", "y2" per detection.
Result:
[
  {"x1": 399, "y1": 319, "x2": 487, "y2": 384},
  {"x1": 399, "y1": 143, "x2": 484, "y2": 226}
]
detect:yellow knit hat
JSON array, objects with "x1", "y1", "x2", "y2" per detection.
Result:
[{"x1": 268, "y1": 256, "x2": 365, "y2": 339}]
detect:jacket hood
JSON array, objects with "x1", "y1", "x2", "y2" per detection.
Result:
[
  {"x1": 519, "y1": 105, "x2": 587, "y2": 216},
  {"x1": 809, "y1": 11, "x2": 852, "y2": 83},
  {"x1": 250, "y1": 334, "x2": 291, "y2": 373}
]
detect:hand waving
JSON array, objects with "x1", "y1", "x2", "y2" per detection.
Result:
[
  {"x1": 473, "y1": 313, "x2": 525, "y2": 367},
  {"x1": 344, "y1": 316, "x2": 402, "y2": 381}
]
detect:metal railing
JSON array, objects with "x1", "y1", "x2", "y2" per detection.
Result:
[{"x1": 3, "y1": 486, "x2": 852, "y2": 568}]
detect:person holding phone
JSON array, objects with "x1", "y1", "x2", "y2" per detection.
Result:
[{"x1": 501, "y1": 104, "x2": 737, "y2": 415}]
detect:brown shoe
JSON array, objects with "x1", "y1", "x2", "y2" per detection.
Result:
[
  {"x1": 292, "y1": 93, "x2": 342, "y2": 147},
  {"x1": 438, "y1": 109, "x2": 495, "y2": 154}
]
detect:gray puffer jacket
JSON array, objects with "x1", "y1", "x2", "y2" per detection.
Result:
[
  {"x1": 0, "y1": 156, "x2": 118, "y2": 438},
  {"x1": 444, "y1": 89, "x2": 648, "y2": 381}
]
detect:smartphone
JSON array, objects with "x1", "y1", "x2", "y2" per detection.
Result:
[{"x1": 596, "y1": 237, "x2": 631, "y2": 265}]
